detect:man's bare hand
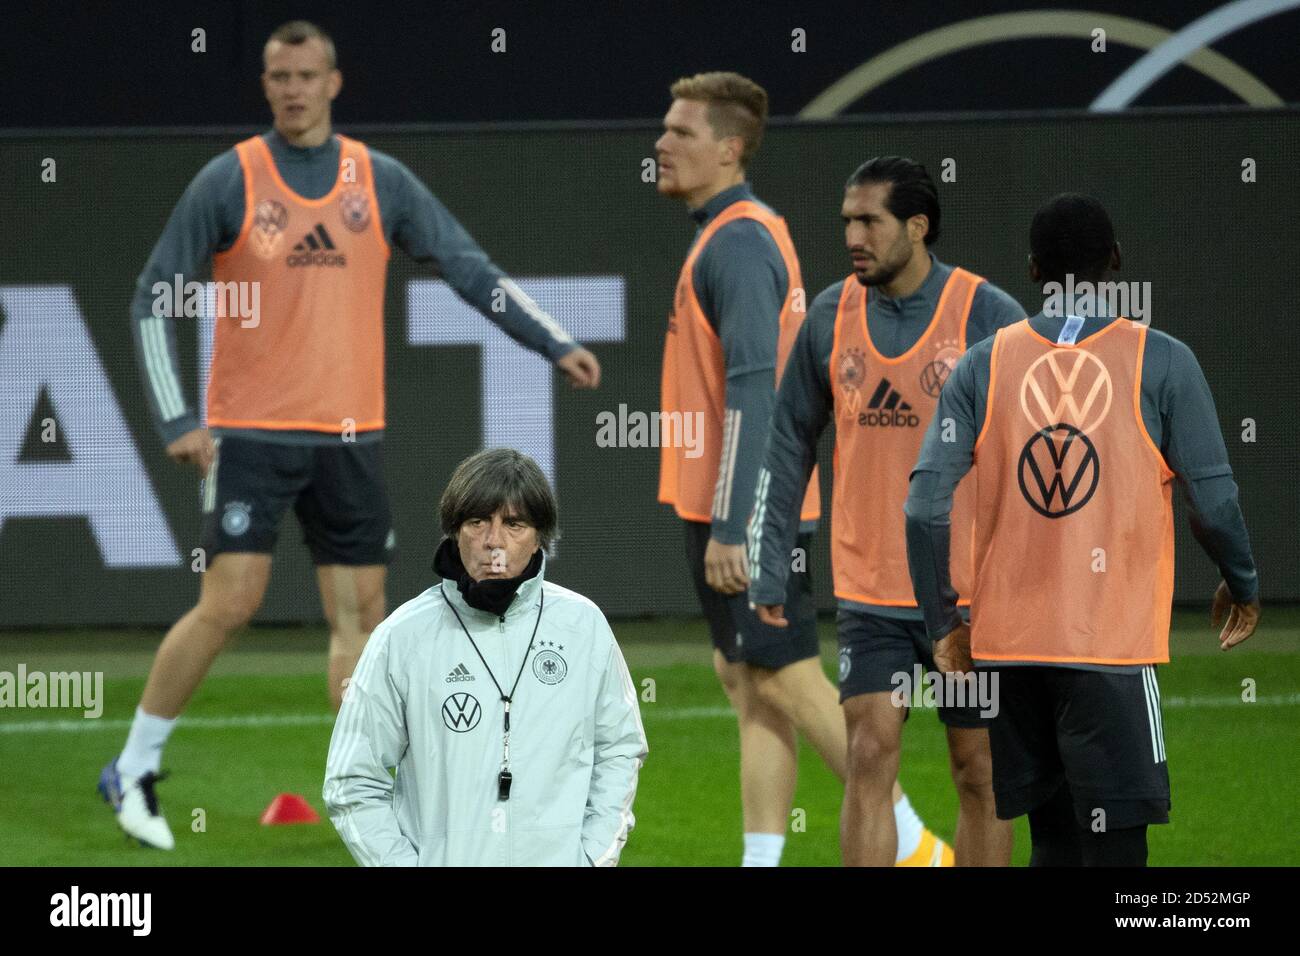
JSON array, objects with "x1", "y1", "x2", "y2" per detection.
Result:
[
  {"x1": 556, "y1": 347, "x2": 601, "y2": 388},
  {"x1": 166, "y1": 427, "x2": 215, "y2": 474},
  {"x1": 1210, "y1": 580, "x2": 1260, "y2": 651},
  {"x1": 704, "y1": 539, "x2": 749, "y2": 595},
  {"x1": 933, "y1": 621, "x2": 973, "y2": 676},
  {"x1": 756, "y1": 604, "x2": 788, "y2": 628}
]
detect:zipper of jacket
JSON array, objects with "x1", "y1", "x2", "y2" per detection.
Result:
[{"x1": 500, "y1": 611, "x2": 508, "y2": 865}]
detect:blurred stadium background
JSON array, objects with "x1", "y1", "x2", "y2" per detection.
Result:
[{"x1": 2, "y1": 0, "x2": 1297, "y2": 865}]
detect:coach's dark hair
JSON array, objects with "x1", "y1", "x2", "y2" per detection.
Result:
[
  {"x1": 846, "y1": 156, "x2": 941, "y2": 246},
  {"x1": 1030, "y1": 193, "x2": 1116, "y2": 284},
  {"x1": 439, "y1": 448, "x2": 558, "y2": 551},
  {"x1": 265, "y1": 20, "x2": 337, "y2": 68}
]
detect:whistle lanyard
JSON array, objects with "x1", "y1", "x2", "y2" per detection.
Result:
[{"x1": 440, "y1": 584, "x2": 544, "y2": 801}]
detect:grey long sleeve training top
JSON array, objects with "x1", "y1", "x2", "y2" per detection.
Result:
[
  {"x1": 904, "y1": 298, "x2": 1260, "y2": 662},
  {"x1": 131, "y1": 129, "x2": 577, "y2": 447},
  {"x1": 683, "y1": 182, "x2": 818, "y2": 544},
  {"x1": 749, "y1": 254, "x2": 1024, "y2": 614}
]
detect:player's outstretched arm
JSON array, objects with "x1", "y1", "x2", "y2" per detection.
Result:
[
  {"x1": 382, "y1": 158, "x2": 602, "y2": 385},
  {"x1": 556, "y1": 346, "x2": 600, "y2": 388}
]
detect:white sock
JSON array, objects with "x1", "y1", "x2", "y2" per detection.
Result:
[
  {"x1": 742, "y1": 832, "x2": 785, "y2": 867},
  {"x1": 894, "y1": 795, "x2": 924, "y2": 863},
  {"x1": 117, "y1": 707, "x2": 177, "y2": 778}
]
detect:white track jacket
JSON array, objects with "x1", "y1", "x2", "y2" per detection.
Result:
[{"x1": 324, "y1": 559, "x2": 647, "y2": 866}]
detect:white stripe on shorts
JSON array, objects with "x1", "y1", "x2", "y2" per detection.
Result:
[
  {"x1": 1149, "y1": 665, "x2": 1166, "y2": 762},
  {"x1": 1142, "y1": 665, "x2": 1166, "y2": 763},
  {"x1": 202, "y1": 437, "x2": 221, "y2": 514}
]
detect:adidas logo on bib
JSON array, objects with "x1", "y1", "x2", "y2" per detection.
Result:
[
  {"x1": 856, "y1": 378, "x2": 921, "y2": 428},
  {"x1": 286, "y1": 224, "x2": 347, "y2": 267}
]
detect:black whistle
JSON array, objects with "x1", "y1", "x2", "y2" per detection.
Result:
[{"x1": 498, "y1": 770, "x2": 513, "y2": 801}]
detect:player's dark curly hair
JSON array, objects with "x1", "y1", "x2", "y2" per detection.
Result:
[
  {"x1": 440, "y1": 448, "x2": 558, "y2": 551},
  {"x1": 846, "y1": 156, "x2": 941, "y2": 246},
  {"x1": 1030, "y1": 193, "x2": 1116, "y2": 284}
]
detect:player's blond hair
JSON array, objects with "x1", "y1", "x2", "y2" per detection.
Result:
[{"x1": 670, "y1": 72, "x2": 769, "y2": 165}]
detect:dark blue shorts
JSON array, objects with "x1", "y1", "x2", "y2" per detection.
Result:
[
  {"x1": 683, "y1": 521, "x2": 819, "y2": 670},
  {"x1": 199, "y1": 435, "x2": 395, "y2": 566},
  {"x1": 985, "y1": 664, "x2": 1172, "y2": 828},
  {"x1": 836, "y1": 607, "x2": 987, "y2": 727}
]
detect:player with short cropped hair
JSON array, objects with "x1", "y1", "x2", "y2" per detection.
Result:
[
  {"x1": 100, "y1": 20, "x2": 603, "y2": 850},
  {"x1": 906, "y1": 193, "x2": 1261, "y2": 866},
  {"x1": 751, "y1": 157, "x2": 1021, "y2": 866}
]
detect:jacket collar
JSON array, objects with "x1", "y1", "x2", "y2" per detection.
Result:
[{"x1": 439, "y1": 551, "x2": 548, "y2": 623}]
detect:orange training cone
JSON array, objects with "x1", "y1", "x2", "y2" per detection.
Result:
[{"x1": 260, "y1": 793, "x2": 321, "y2": 825}]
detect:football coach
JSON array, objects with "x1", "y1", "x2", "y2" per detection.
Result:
[{"x1": 324, "y1": 448, "x2": 647, "y2": 866}]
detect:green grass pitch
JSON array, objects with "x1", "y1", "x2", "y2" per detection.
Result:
[{"x1": 1, "y1": 609, "x2": 1296, "y2": 866}]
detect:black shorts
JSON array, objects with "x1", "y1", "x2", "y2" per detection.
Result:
[
  {"x1": 683, "y1": 521, "x2": 819, "y2": 670},
  {"x1": 985, "y1": 664, "x2": 1171, "y2": 829},
  {"x1": 836, "y1": 608, "x2": 987, "y2": 727},
  {"x1": 199, "y1": 435, "x2": 396, "y2": 566}
]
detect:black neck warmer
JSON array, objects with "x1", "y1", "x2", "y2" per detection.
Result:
[{"x1": 433, "y1": 538, "x2": 543, "y2": 618}]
